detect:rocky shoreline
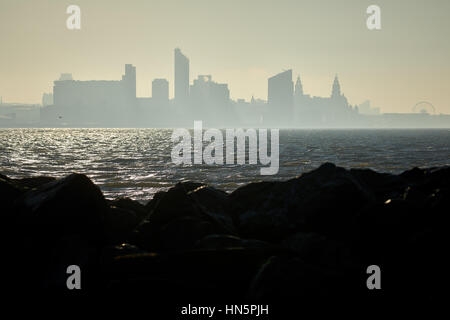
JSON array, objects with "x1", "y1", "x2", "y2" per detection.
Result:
[{"x1": 1, "y1": 163, "x2": 448, "y2": 304}]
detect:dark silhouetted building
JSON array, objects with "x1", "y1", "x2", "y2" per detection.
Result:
[
  {"x1": 122, "y1": 64, "x2": 136, "y2": 100},
  {"x1": 268, "y1": 70, "x2": 293, "y2": 126},
  {"x1": 190, "y1": 75, "x2": 229, "y2": 105},
  {"x1": 293, "y1": 74, "x2": 359, "y2": 127},
  {"x1": 47, "y1": 64, "x2": 137, "y2": 126},
  {"x1": 331, "y1": 74, "x2": 341, "y2": 98},
  {"x1": 152, "y1": 78, "x2": 169, "y2": 104},
  {"x1": 189, "y1": 75, "x2": 232, "y2": 125},
  {"x1": 174, "y1": 48, "x2": 189, "y2": 106}
]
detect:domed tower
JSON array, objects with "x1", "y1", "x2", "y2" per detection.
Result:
[{"x1": 331, "y1": 74, "x2": 341, "y2": 98}]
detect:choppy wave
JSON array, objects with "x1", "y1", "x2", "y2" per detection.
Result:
[{"x1": 1, "y1": 128, "x2": 449, "y2": 201}]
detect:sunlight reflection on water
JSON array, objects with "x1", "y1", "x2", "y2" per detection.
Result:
[{"x1": 1, "y1": 128, "x2": 449, "y2": 201}]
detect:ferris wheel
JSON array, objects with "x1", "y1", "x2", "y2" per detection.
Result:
[{"x1": 412, "y1": 101, "x2": 436, "y2": 115}]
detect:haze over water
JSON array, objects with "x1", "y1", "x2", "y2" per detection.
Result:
[{"x1": 1, "y1": 128, "x2": 449, "y2": 202}]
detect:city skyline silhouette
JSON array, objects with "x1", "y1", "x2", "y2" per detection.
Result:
[
  {"x1": 1, "y1": 46, "x2": 450, "y2": 128},
  {"x1": 1, "y1": 0, "x2": 450, "y2": 115}
]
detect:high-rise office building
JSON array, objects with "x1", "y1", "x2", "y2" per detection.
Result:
[
  {"x1": 152, "y1": 78, "x2": 169, "y2": 103},
  {"x1": 190, "y1": 75, "x2": 229, "y2": 106},
  {"x1": 51, "y1": 64, "x2": 137, "y2": 125},
  {"x1": 268, "y1": 70, "x2": 293, "y2": 125},
  {"x1": 122, "y1": 64, "x2": 136, "y2": 99},
  {"x1": 174, "y1": 48, "x2": 189, "y2": 104}
]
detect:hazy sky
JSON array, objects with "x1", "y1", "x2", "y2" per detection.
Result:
[{"x1": 1, "y1": 0, "x2": 449, "y2": 113}]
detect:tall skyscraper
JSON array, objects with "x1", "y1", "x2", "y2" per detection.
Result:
[
  {"x1": 174, "y1": 48, "x2": 189, "y2": 104},
  {"x1": 152, "y1": 78, "x2": 169, "y2": 103},
  {"x1": 268, "y1": 70, "x2": 293, "y2": 125},
  {"x1": 122, "y1": 64, "x2": 136, "y2": 99},
  {"x1": 268, "y1": 70, "x2": 294, "y2": 126}
]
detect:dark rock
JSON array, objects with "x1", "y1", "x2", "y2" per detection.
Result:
[
  {"x1": 108, "y1": 197, "x2": 148, "y2": 222},
  {"x1": 106, "y1": 197, "x2": 149, "y2": 243},
  {"x1": 350, "y1": 168, "x2": 407, "y2": 200},
  {"x1": 42, "y1": 234, "x2": 96, "y2": 290},
  {"x1": 107, "y1": 243, "x2": 146, "y2": 256},
  {"x1": 160, "y1": 216, "x2": 217, "y2": 251},
  {"x1": 195, "y1": 234, "x2": 270, "y2": 250},
  {"x1": 233, "y1": 163, "x2": 375, "y2": 242},
  {"x1": 11, "y1": 176, "x2": 56, "y2": 190},
  {"x1": 0, "y1": 174, "x2": 23, "y2": 213},
  {"x1": 134, "y1": 181, "x2": 235, "y2": 251},
  {"x1": 426, "y1": 166, "x2": 450, "y2": 187},
  {"x1": 247, "y1": 255, "x2": 362, "y2": 303},
  {"x1": 104, "y1": 206, "x2": 140, "y2": 244},
  {"x1": 2, "y1": 162, "x2": 448, "y2": 300},
  {"x1": 5, "y1": 174, "x2": 111, "y2": 290},
  {"x1": 146, "y1": 181, "x2": 206, "y2": 225},
  {"x1": 131, "y1": 220, "x2": 160, "y2": 251},
  {"x1": 1, "y1": 174, "x2": 56, "y2": 216},
  {"x1": 400, "y1": 166, "x2": 427, "y2": 182},
  {"x1": 13, "y1": 173, "x2": 109, "y2": 243},
  {"x1": 228, "y1": 181, "x2": 277, "y2": 219},
  {"x1": 402, "y1": 166, "x2": 450, "y2": 201},
  {"x1": 100, "y1": 243, "x2": 147, "y2": 268},
  {"x1": 144, "y1": 190, "x2": 166, "y2": 213},
  {"x1": 103, "y1": 247, "x2": 277, "y2": 300},
  {"x1": 188, "y1": 185, "x2": 235, "y2": 233},
  {"x1": 354, "y1": 199, "x2": 417, "y2": 261},
  {"x1": 427, "y1": 186, "x2": 450, "y2": 215},
  {"x1": 282, "y1": 232, "x2": 357, "y2": 269},
  {"x1": 175, "y1": 181, "x2": 206, "y2": 193}
]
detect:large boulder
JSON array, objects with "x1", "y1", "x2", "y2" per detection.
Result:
[
  {"x1": 133, "y1": 181, "x2": 236, "y2": 251},
  {"x1": 5, "y1": 173, "x2": 111, "y2": 290},
  {"x1": 0, "y1": 174, "x2": 23, "y2": 213},
  {"x1": 104, "y1": 206, "x2": 141, "y2": 245},
  {"x1": 231, "y1": 163, "x2": 375, "y2": 242},
  {"x1": 11, "y1": 176, "x2": 56, "y2": 190},
  {"x1": 105, "y1": 197, "x2": 150, "y2": 244},
  {"x1": 160, "y1": 216, "x2": 217, "y2": 251},
  {"x1": 354, "y1": 167, "x2": 450, "y2": 262},
  {"x1": 228, "y1": 181, "x2": 277, "y2": 220},
  {"x1": 188, "y1": 185, "x2": 235, "y2": 233},
  {"x1": 108, "y1": 197, "x2": 149, "y2": 222},
  {"x1": 145, "y1": 181, "x2": 206, "y2": 225},
  {"x1": 13, "y1": 173, "x2": 109, "y2": 243},
  {"x1": 349, "y1": 168, "x2": 407, "y2": 201},
  {"x1": 1, "y1": 174, "x2": 57, "y2": 220}
]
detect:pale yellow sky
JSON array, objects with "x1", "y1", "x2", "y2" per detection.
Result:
[{"x1": 1, "y1": 0, "x2": 449, "y2": 113}]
